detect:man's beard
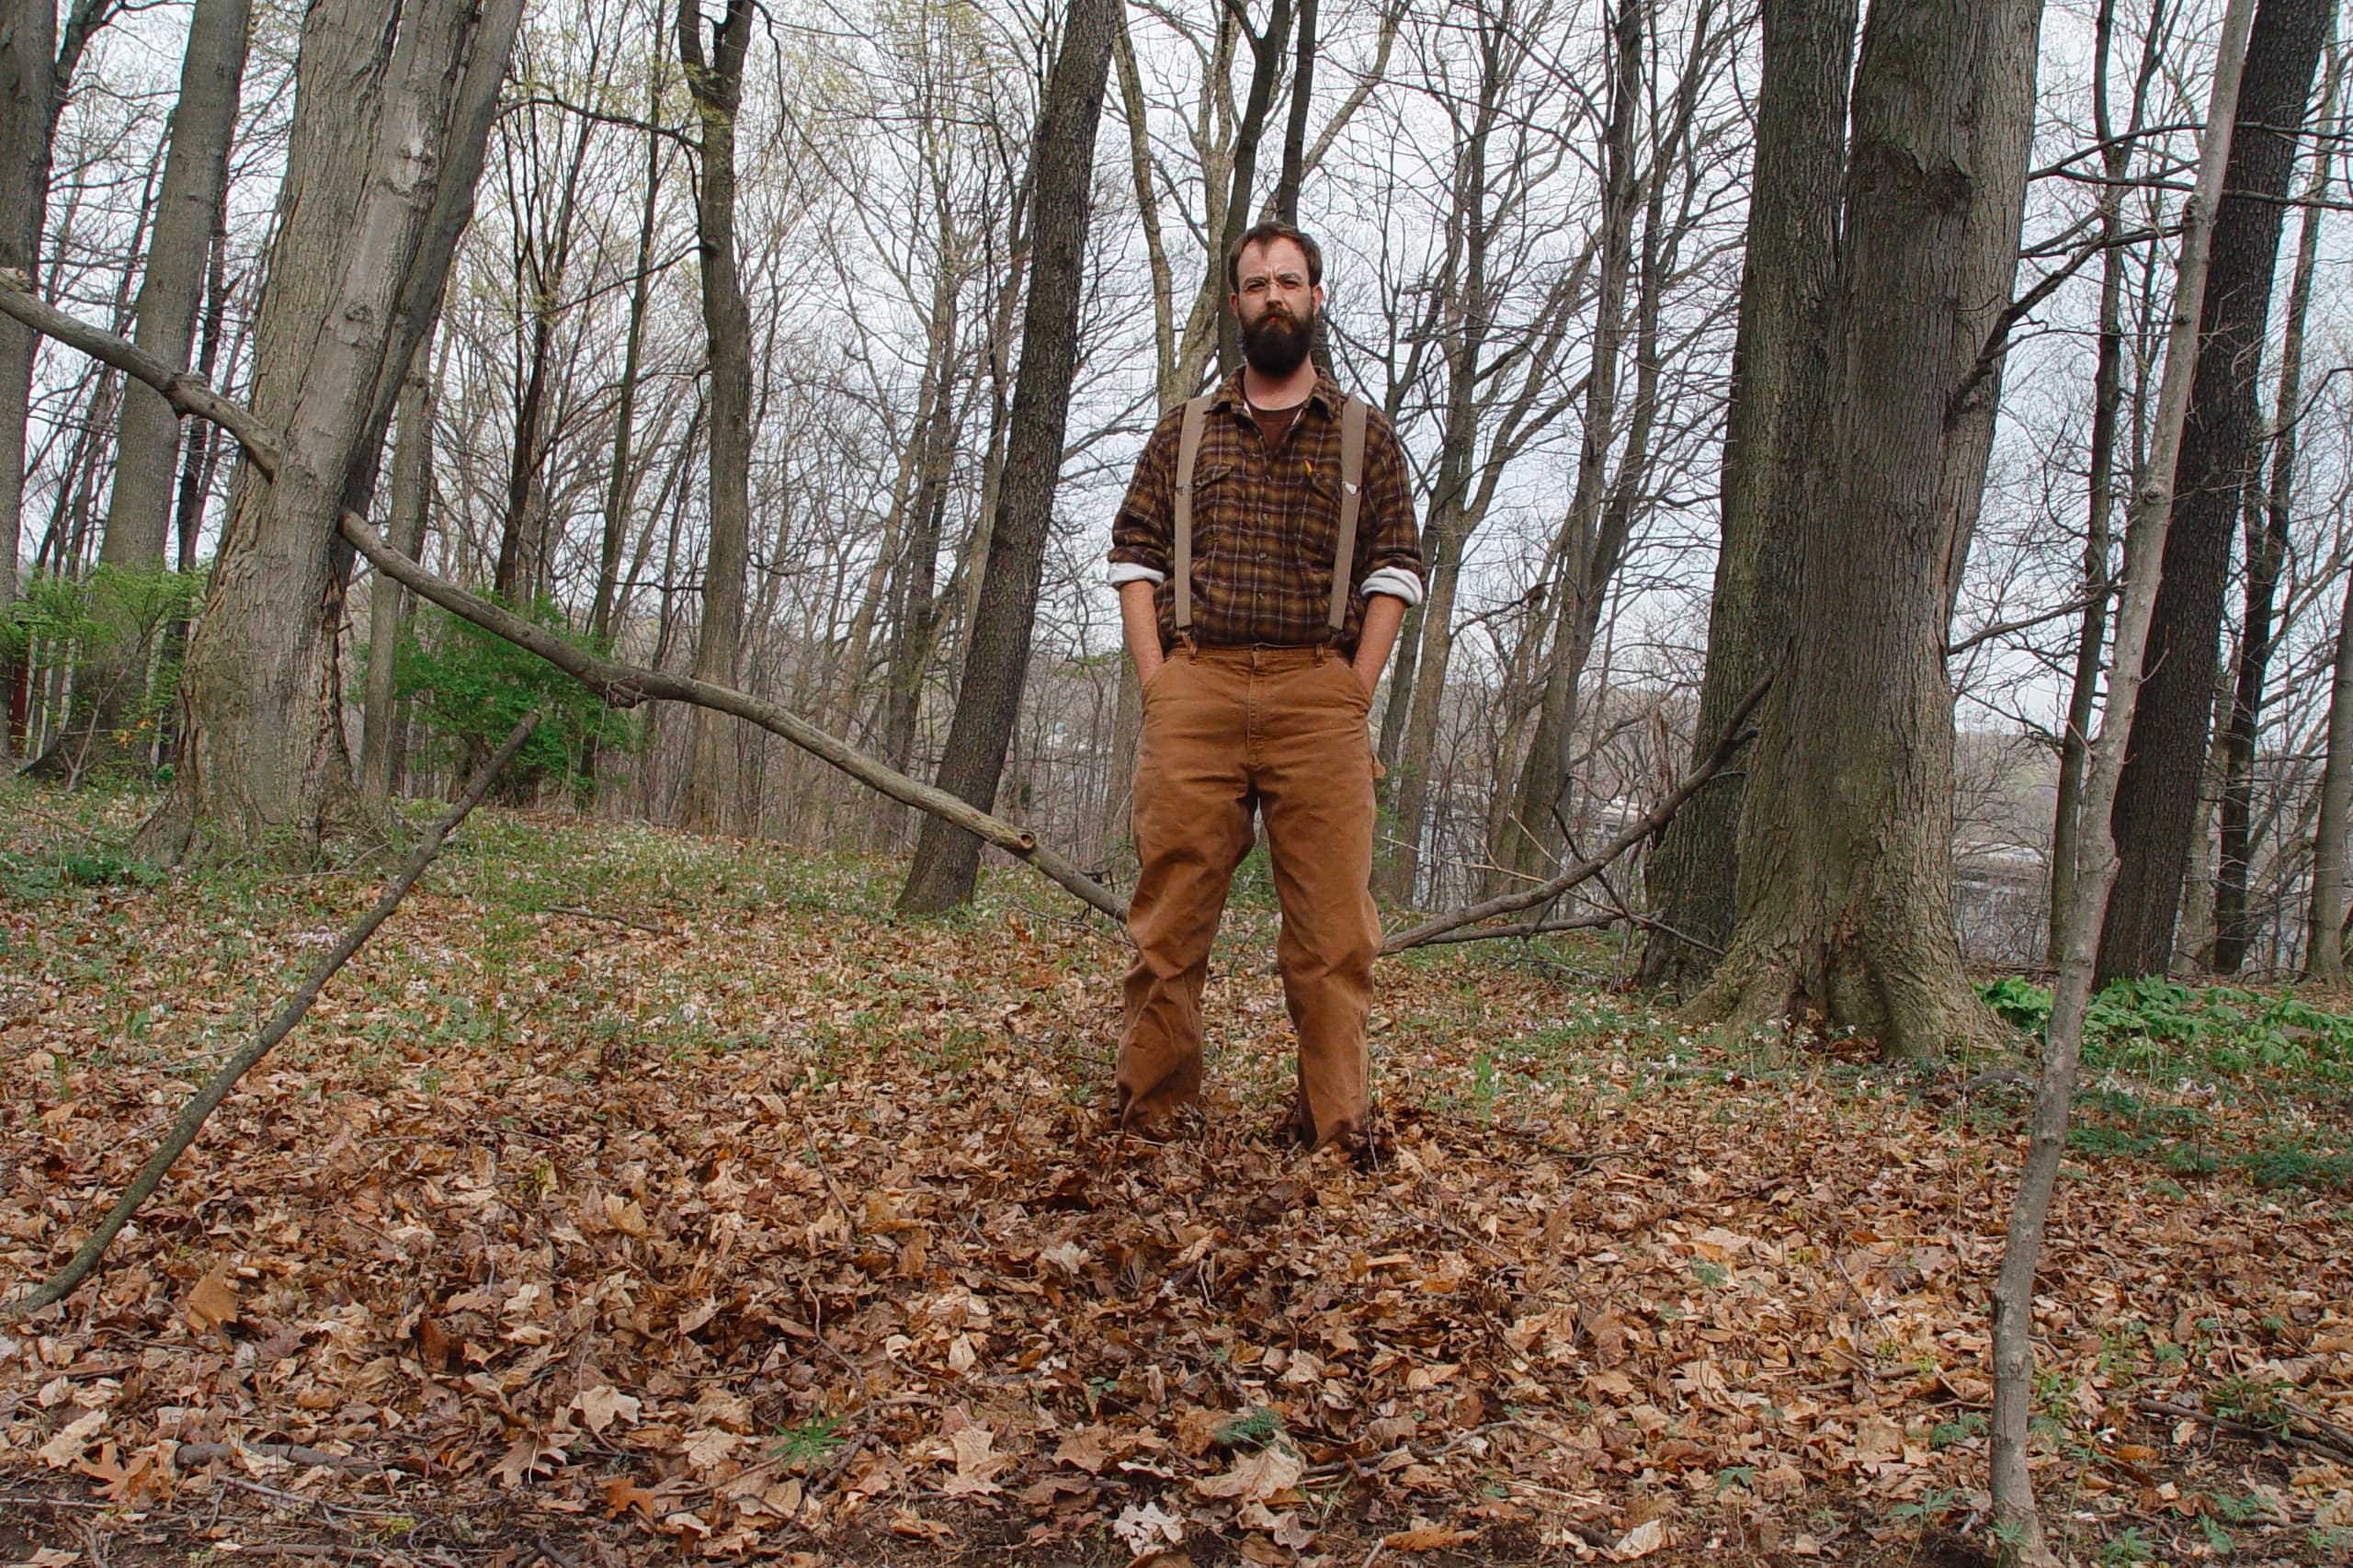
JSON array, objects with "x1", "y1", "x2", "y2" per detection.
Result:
[{"x1": 1241, "y1": 302, "x2": 1316, "y2": 378}]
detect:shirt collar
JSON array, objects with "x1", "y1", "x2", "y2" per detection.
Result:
[{"x1": 1209, "y1": 369, "x2": 1343, "y2": 417}]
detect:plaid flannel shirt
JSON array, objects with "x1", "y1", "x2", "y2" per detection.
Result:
[{"x1": 1108, "y1": 371, "x2": 1423, "y2": 655}]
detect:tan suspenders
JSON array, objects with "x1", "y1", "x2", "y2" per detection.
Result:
[{"x1": 1170, "y1": 393, "x2": 1367, "y2": 637}]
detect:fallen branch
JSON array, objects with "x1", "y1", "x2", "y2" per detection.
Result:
[
  {"x1": 1383, "y1": 676, "x2": 1770, "y2": 954},
  {"x1": 1, "y1": 713, "x2": 541, "y2": 1320},
  {"x1": 341, "y1": 514, "x2": 1129, "y2": 927},
  {"x1": 0, "y1": 270, "x2": 281, "y2": 480},
  {"x1": 1404, "y1": 912, "x2": 1622, "y2": 947},
  {"x1": 2136, "y1": 1398, "x2": 2353, "y2": 1466},
  {"x1": 174, "y1": 1439, "x2": 391, "y2": 1474}
]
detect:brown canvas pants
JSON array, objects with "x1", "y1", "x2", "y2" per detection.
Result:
[{"x1": 1114, "y1": 643, "x2": 1381, "y2": 1149}]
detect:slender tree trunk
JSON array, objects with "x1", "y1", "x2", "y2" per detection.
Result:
[
  {"x1": 2215, "y1": 31, "x2": 2338, "y2": 974},
  {"x1": 1273, "y1": 0, "x2": 1315, "y2": 225},
  {"x1": 136, "y1": 0, "x2": 524, "y2": 861},
  {"x1": 678, "y1": 0, "x2": 756, "y2": 836},
  {"x1": 1213, "y1": 0, "x2": 1296, "y2": 376},
  {"x1": 1495, "y1": 0, "x2": 1643, "y2": 881},
  {"x1": 898, "y1": 0, "x2": 1116, "y2": 914},
  {"x1": 2097, "y1": 0, "x2": 2332, "y2": 986},
  {"x1": 2306, "y1": 550, "x2": 2353, "y2": 985},
  {"x1": 1686, "y1": 0, "x2": 2044, "y2": 1062},
  {"x1": 359, "y1": 330, "x2": 437, "y2": 815},
  {"x1": 1643, "y1": 0, "x2": 1855, "y2": 992},
  {"x1": 98, "y1": 0, "x2": 249, "y2": 570},
  {"x1": 1380, "y1": 3, "x2": 1508, "y2": 905},
  {"x1": 174, "y1": 186, "x2": 234, "y2": 574},
  {"x1": 589, "y1": 68, "x2": 667, "y2": 647},
  {"x1": 1990, "y1": 6, "x2": 2255, "y2": 1553}
]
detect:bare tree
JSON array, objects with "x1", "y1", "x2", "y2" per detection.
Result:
[
  {"x1": 2098, "y1": 0, "x2": 2333, "y2": 985},
  {"x1": 898, "y1": 0, "x2": 1118, "y2": 914}
]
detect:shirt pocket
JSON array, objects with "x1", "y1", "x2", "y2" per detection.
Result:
[
  {"x1": 1185, "y1": 460, "x2": 1242, "y2": 583},
  {"x1": 1290, "y1": 460, "x2": 1348, "y2": 585}
]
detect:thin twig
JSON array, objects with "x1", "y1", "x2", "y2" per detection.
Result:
[{"x1": 1, "y1": 713, "x2": 542, "y2": 1320}]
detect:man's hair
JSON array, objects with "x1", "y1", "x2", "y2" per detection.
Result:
[{"x1": 1226, "y1": 221, "x2": 1324, "y2": 294}]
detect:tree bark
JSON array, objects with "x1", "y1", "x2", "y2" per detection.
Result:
[
  {"x1": 0, "y1": 0, "x2": 60, "y2": 760},
  {"x1": 97, "y1": 0, "x2": 249, "y2": 571},
  {"x1": 1685, "y1": 0, "x2": 2044, "y2": 1062},
  {"x1": 2097, "y1": 0, "x2": 2332, "y2": 986},
  {"x1": 589, "y1": 67, "x2": 669, "y2": 647},
  {"x1": 135, "y1": 0, "x2": 525, "y2": 861},
  {"x1": 677, "y1": 0, "x2": 756, "y2": 837},
  {"x1": 1641, "y1": 0, "x2": 1854, "y2": 992},
  {"x1": 897, "y1": 0, "x2": 1116, "y2": 915},
  {"x1": 359, "y1": 332, "x2": 438, "y2": 816},
  {"x1": 1989, "y1": 6, "x2": 2256, "y2": 1551},
  {"x1": 2214, "y1": 30, "x2": 2338, "y2": 974},
  {"x1": 1212, "y1": 0, "x2": 1295, "y2": 377}
]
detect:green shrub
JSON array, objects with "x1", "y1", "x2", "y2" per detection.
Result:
[
  {"x1": 386, "y1": 599, "x2": 639, "y2": 790},
  {"x1": 1, "y1": 563, "x2": 207, "y2": 776}
]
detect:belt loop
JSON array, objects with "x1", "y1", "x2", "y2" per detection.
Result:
[
  {"x1": 1313, "y1": 644, "x2": 1328, "y2": 665},
  {"x1": 1183, "y1": 633, "x2": 1199, "y2": 664}
]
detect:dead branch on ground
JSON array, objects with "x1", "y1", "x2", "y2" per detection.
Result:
[{"x1": 2, "y1": 713, "x2": 542, "y2": 1320}]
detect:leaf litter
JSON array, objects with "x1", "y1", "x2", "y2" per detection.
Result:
[{"x1": 0, "y1": 804, "x2": 2348, "y2": 1563}]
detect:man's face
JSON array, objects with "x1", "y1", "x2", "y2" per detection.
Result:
[{"x1": 1233, "y1": 238, "x2": 1323, "y2": 378}]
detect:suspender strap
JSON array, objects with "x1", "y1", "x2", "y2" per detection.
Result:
[
  {"x1": 1328, "y1": 395, "x2": 1368, "y2": 632},
  {"x1": 1172, "y1": 394, "x2": 1210, "y2": 632}
]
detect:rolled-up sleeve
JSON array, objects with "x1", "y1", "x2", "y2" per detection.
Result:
[
  {"x1": 1108, "y1": 413, "x2": 1180, "y2": 585},
  {"x1": 1361, "y1": 415, "x2": 1424, "y2": 602}
]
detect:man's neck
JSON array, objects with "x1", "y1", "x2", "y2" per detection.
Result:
[{"x1": 1241, "y1": 362, "x2": 1317, "y2": 410}]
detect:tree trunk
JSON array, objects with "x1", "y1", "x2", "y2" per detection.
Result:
[
  {"x1": 2214, "y1": 31, "x2": 2337, "y2": 974},
  {"x1": 1273, "y1": 0, "x2": 1315, "y2": 225},
  {"x1": 359, "y1": 332, "x2": 438, "y2": 816},
  {"x1": 1212, "y1": 0, "x2": 1295, "y2": 377},
  {"x1": 136, "y1": 0, "x2": 524, "y2": 861},
  {"x1": 1642, "y1": 0, "x2": 1854, "y2": 992},
  {"x1": 1379, "y1": 1, "x2": 1508, "y2": 906},
  {"x1": 98, "y1": 0, "x2": 249, "y2": 570},
  {"x1": 2307, "y1": 545, "x2": 2353, "y2": 985},
  {"x1": 1495, "y1": 0, "x2": 1643, "y2": 882},
  {"x1": 1685, "y1": 0, "x2": 2044, "y2": 1062},
  {"x1": 2097, "y1": 0, "x2": 2332, "y2": 987},
  {"x1": 897, "y1": 0, "x2": 1116, "y2": 915},
  {"x1": 678, "y1": 0, "x2": 756, "y2": 837},
  {"x1": 1989, "y1": 5, "x2": 2256, "y2": 1551},
  {"x1": 0, "y1": 0, "x2": 58, "y2": 761},
  {"x1": 589, "y1": 65, "x2": 668, "y2": 647}
]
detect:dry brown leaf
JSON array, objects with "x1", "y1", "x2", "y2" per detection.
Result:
[
  {"x1": 1381, "y1": 1525, "x2": 1474, "y2": 1551},
  {"x1": 573, "y1": 1383, "x2": 642, "y2": 1437},
  {"x1": 182, "y1": 1265, "x2": 239, "y2": 1333},
  {"x1": 1613, "y1": 1518, "x2": 1668, "y2": 1560},
  {"x1": 1193, "y1": 1445, "x2": 1302, "y2": 1504},
  {"x1": 489, "y1": 1434, "x2": 566, "y2": 1488},
  {"x1": 36, "y1": 1410, "x2": 103, "y2": 1470}
]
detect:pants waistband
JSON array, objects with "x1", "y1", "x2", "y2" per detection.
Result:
[{"x1": 1181, "y1": 642, "x2": 1333, "y2": 670}]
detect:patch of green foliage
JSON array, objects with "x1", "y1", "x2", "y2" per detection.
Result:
[
  {"x1": 388, "y1": 599, "x2": 640, "y2": 792},
  {"x1": 1981, "y1": 974, "x2": 2353, "y2": 1080},
  {"x1": 1, "y1": 563, "x2": 207, "y2": 779}
]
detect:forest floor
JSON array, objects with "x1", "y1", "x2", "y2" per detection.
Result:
[{"x1": 1, "y1": 780, "x2": 2350, "y2": 1568}]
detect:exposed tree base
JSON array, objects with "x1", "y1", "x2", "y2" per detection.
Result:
[{"x1": 1683, "y1": 923, "x2": 1999, "y2": 1062}]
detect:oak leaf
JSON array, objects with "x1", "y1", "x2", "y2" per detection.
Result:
[{"x1": 1193, "y1": 1445, "x2": 1302, "y2": 1504}]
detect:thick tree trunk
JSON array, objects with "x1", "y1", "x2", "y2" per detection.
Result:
[
  {"x1": 359, "y1": 337, "x2": 438, "y2": 816},
  {"x1": 0, "y1": 0, "x2": 59, "y2": 760},
  {"x1": 678, "y1": 0, "x2": 756, "y2": 837},
  {"x1": 1642, "y1": 0, "x2": 1854, "y2": 992},
  {"x1": 98, "y1": 0, "x2": 249, "y2": 570},
  {"x1": 136, "y1": 0, "x2": 524, "y2": 861},
  {"x1": 2097, "y1": 0, "x2": 2332, "y2": 986},
  {"x1": 1686, "y1": 0, "x2": 2043, "y2": 1062},
  {"x1": 2214, "y1": 34, "x2": 2337, "y2": 974},
  {"x1": 897, "y1": 0, "x2": 1116, "y2": 915}
]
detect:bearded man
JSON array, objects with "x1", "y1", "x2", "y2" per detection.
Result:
[{"x1": 1105, "y1": 221, "x2": 1424, "y2": 1160}]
